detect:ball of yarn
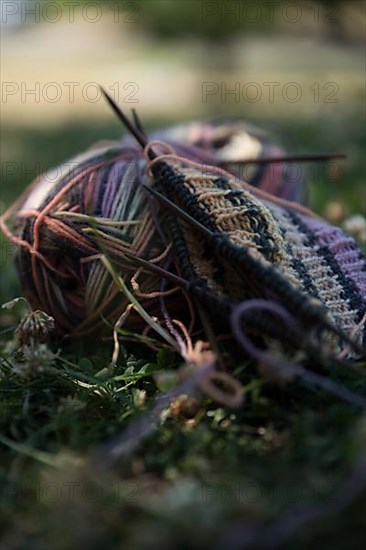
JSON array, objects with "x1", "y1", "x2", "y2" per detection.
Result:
[{"x1": 1, "y1": 121, "x2": 301, "y2": 336}]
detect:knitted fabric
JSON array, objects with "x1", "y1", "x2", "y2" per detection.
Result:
[{"x1": 148, "y1": 158, "x2": 366, "y2": 354}]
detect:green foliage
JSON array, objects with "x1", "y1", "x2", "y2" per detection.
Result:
[{"x1": 1, "y1": 300, "x2": 365, "y2": 548}]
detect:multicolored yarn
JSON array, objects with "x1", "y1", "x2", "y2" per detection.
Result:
[
  {"x1": 0, "y1": 121, "x2": 303, "y2": 335},
  {"x1": 1, "y1": 105, "x2": 365, "y2": 377}
]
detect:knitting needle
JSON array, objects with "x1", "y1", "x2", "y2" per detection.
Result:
[
  {"x1": 219, "y1": 153, "x2": 346, "y2": 166},
  {"x1": 132, "y1": 108, "x2": 148, "y2": 140},
  {"x1": 123, "y1": 251, "x2": 190, "y2": 289},
  {"x1": 99, "y1": 86, "x2": 155, "y2": 158}
]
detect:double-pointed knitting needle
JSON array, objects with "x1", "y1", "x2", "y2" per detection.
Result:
[
  {"x1": 219, "y1": 153, "x2": 346, "y2": 166},
  {"x1": 123, "y1": 251, "x2": 189, "y2": 290},
  {"x1": 142, "y1": 184, "x2": 212, "y2": 238},
  {"x1": 132, "y1": 108, "x2": 148, "y2": 140}
]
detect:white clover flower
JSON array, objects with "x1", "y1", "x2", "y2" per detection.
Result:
[{"x1": 343, "y1": 214, "x2": 366, "y2": 243}]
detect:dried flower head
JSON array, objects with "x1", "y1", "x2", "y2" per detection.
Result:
[{"x1": 16, "y1": 309, "x2": 55, "y2": 347}]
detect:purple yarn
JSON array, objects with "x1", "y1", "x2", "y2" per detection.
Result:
[
  {"x1": 101, "y1": 159, "x2": 126, "y2": 217},
  {"x1": 302, "y1": 215, "x2": 366, "y2": 298},
  {"x1": 231, "y1": 299, "x2": 300, "y2": 361},
  {"x1": 231, "y1": 299, "x2": 366, "y2": 408}
]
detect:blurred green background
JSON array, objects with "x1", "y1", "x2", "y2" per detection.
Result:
[{"x1": 1, "y1": 0, "x2": 365, "y2": 201}]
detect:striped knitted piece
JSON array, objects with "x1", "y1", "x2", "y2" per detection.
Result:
[{"x1": 148, "y1": 161, "x2": 366, "y2": 354}]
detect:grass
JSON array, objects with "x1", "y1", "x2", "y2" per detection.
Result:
[{"x1": 0, "y1": 109, "x2": 365, "y2": 549}]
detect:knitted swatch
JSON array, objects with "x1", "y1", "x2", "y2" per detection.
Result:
[{"x1": 148, "y1": 160, "x2": 366, "y2": 355}]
